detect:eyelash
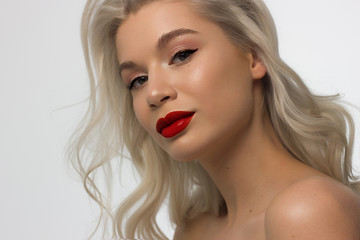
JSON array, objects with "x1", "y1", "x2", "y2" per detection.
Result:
[
  {"x1": 169, "y1": 48, "x2": 198, "y2": 65},
  {"x1": 128, "y1": 48, "x2": 198, "y2": 90},
  {"x1": 129, "y1": 76, "x2": 148, "y2": 90}
]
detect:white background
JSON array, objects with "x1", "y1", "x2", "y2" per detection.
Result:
[{"x1": 0, "y1": 0, "x2": 359, "y2": 239}]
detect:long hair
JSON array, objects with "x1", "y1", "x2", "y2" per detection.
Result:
[{"x1": 68, "y1": 0, "x2": 360, "y2": 239}]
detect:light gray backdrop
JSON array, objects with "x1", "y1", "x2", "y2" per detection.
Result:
[{"x1": 1, "y1": 0, "x2": 359, "y2": 239}]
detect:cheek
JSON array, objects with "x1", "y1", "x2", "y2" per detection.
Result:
[
  {"x1": 188, "y1": 54, "x2": 254, "y2": 130},
  {"x1": 132, "y1": 96, "x2": 152, "y2": 132},
  {"x1": 184, "y1": 51, "x2": 253, "y2": 104}
]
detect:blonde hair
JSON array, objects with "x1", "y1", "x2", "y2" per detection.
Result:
[{"x1": 68, "y1": 0, "x2": 360, "y2": 239}]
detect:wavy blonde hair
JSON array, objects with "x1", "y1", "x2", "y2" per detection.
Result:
[{"x1": 68, "y1": 0, "x2": 360, "y2": 239}]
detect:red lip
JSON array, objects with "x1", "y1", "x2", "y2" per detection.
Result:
[{"x1": 156, "y1": 111, "x2": 195, "y2": 138}]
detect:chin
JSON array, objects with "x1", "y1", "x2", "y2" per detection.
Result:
[
  {"x1": 165, "y1": 146, "x2": 198, "y2": 163},
  {"x1": 162, "y1": 137, "x2": 210, "y2": 163}
]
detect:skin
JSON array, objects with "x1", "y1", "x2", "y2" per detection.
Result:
[{"x1": 115, "y1": 1, "x2": 360, "y2": 239}]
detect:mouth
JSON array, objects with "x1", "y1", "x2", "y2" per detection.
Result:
[{"x1": 156, "y1": 111, "x2": 195, "y2": 138}]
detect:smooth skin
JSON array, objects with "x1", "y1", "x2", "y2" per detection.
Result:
[{"x1": 115, "y1": 1, "x2": 360, "y2": 239}]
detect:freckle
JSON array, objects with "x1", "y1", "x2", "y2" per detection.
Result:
[
  {"x1": 226, "y1": 167, "x2": 230, "y2": 170},
  {"x1": 249, "y1": 209, "x2": 253, "y2": 213},
  {"x1": 292, "y1": 235, "x2": 295, "y2": 238}
]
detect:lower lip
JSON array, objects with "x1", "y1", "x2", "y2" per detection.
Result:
[{"x1": 161, "y1": 114, "x2": 195, "y2": 138}]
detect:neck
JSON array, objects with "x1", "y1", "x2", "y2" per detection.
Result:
[{"x1": 196, "y1": 85, "x2": 301, "y2": 227}]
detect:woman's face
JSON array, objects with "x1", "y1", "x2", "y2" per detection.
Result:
[{"x1": 115, "y1": 0, "x2": 266, "y2": 161}]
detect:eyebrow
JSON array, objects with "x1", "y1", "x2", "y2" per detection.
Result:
[
  {"x1": 118, "y1": 28, "x2": 198, "y2": 76},
  {"x1": 156, "y1": 28, "x2": 198, "y2": 50}
]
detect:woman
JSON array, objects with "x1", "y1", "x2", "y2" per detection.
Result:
[{"x1": 69, "y1": 0, "x2": 360, "y2": 239}]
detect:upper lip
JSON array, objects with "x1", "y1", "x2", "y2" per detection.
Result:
[{"x1": 156, "y1": 111, "x2": 195, "y2": 134}]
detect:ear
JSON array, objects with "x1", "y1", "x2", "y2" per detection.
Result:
[{"x1": 248, "y1": 51, "x2": 267, "y2": 80}]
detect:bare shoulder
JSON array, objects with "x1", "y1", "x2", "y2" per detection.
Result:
[
  {"x1": 173, "y1": 212, "x2": 213, "y2": 240},
  {"x1": 265, "y1": 176, "x2": 360, "y2": 240}
]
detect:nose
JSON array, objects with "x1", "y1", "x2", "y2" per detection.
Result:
[{"x1": 146, "y1": 69, "x2": 177, "y2": 108}]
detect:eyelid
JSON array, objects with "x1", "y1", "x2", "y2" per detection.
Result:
[
  {"x1": 120, "y1": 65, "x2": 146, "y2": 85},
  {"x1": 126, "y1": 72, "x2": 146, "y2": 88},
  {"x1": 129, "y1": 75, "x2": 148, "y2": 90},
  {"x1": 169, "y1": 48, "x2": 198, "y2": 65}
]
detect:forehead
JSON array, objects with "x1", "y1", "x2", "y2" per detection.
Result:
[{"x1": 115, "y1": 0, "x2": 212, "y2": 61}]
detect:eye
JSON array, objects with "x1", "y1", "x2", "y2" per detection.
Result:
[
  {"x1": 170, "y1": 49, "x2": 198, "y2": 65},
  {"x1": 129, "y1": 75, "x2": 148, "y2": 90}
]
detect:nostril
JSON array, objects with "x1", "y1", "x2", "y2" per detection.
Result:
[{"x1": 160, "y1": 96, "x2": 170, "y2": 102}]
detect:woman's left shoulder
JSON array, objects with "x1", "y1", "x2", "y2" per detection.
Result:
[{"x1": 264, "y1": 176, "x2": 360, "y2": 240}]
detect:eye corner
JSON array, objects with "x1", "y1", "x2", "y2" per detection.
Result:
[
  {"x1": 129, "y1": 75, "x2": 148, "y2": 91},
  {"x1": 169, "y1": 48, "x2": 199, "y2": 65}
]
